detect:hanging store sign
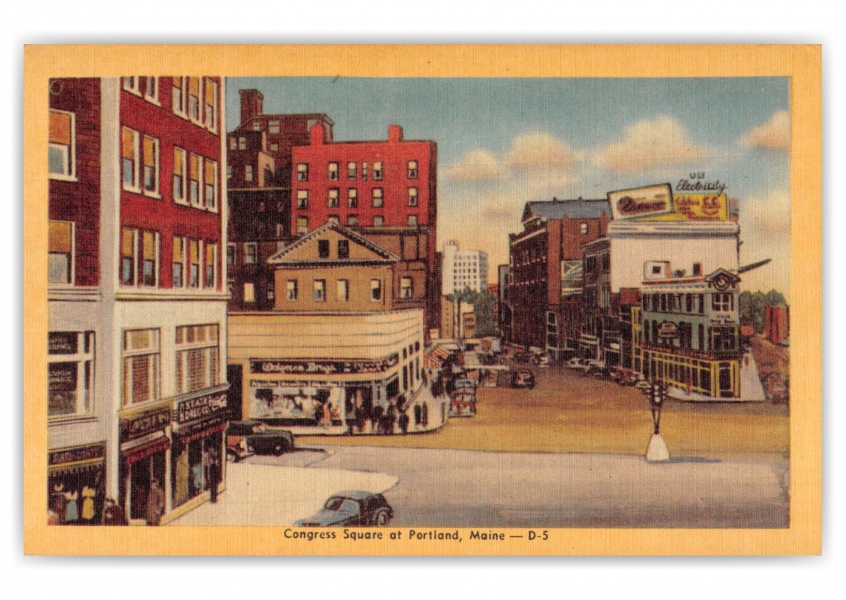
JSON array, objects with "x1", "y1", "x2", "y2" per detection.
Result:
[
  {"x1": 120, "y1": 407, "x2": 171, "y2": 442},
  {"x1": 658, "y1": 321, "x2": 679, "y2": 339},
  {"x1": 608, "y1": 184, "x2": 674, "y2": 220},
  {"x1": 250, "y1": 354, "x2": 399, "y2": 375},
  {"x1": 174, "y1": 393, "x2": 228, "y2": 426}
]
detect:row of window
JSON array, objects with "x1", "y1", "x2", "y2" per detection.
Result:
[
  {"x1": 296, "y1": 160, "x2": 418, "y2": 183},
  {"x1": 122, "y1": 77, "x2": 219, "y2": 133},
  {"x1": 120, "y1": 227, "x2": 219, "y2": 290},
  {"x1": 295, "y1": 187, "x2": 419, "y2": 209},
  {"x1": 282, "y1": 276, "x2": 412, "y2": 302},
  {"x1": 295, "y1": 214, "x2": 419, "y2": 234},
  {"x1": 122, "y1": 127, "x2": 219, "y2": 212},
  {"x1": 642, "y1": 292, "x2": 735, "y2": 314},
  {"x1": 641, "y1": 320, "x2": 737, "y2": 353},
  {"x1": 48, "y1": 325, "x2": 220, "y2": 417}
]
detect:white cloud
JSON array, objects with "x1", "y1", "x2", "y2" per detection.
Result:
[
  {"x1": 592, "y1": 116, "x2": 710, "y2": 173},
  {"x1": 503, "y1": 131, "x2": 583, "y2": 176},
  {"x1": 738, "y1": 188, "x2": 790, "y2": 298},
  {"x1": 738, "y1": 110, "x2": 790, "y2": 150},
  {"x1": 441, "y1": 149, "x2": 505, "y2": 182}
]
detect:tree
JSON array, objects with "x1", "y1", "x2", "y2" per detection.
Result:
[
  {"x1": 739, "y1": 289, "x2": 787, "y2": 334},
  {"x1": 446, "y1": 287, "x2": 499, "y2": 339}
]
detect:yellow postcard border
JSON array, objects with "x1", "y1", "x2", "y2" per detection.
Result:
[{"x1": 23, "y1": 44, "x2": 821, "y2": 556}]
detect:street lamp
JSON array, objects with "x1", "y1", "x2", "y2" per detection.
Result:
[{"x1": 645, "y1": 379, "x2": 670, "y2": 462}]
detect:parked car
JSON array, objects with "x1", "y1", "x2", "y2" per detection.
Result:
[
  {"x1": 532, "y1": 353, "x2": 550, "y2": 367},
  {"x1": 295, "y1": 491, "x2": 394, "y2": 526},
  {"x1": 226, "y1": 420, "x2": 294, "y2": 462},
  {"x1": 634, "y1": 379, "x2": 653, "y2": 393},
  {"x1": 454, "y1": 378, "x2": 476, "y2": 392},
  {"x1": 610, "y1": 367, "x2": 640, "y2": 386},
  {"x1": 449, "y1": 391, "x2": 477, "y2": 417},
  {"x1": 511, "y1": 368, "x2": 535, "y2": 389},
  {"x1": 587, "y1": 360, "x2": 608, "y2": 377},
  {"x1": 566, "y1": 358, "x2": 591, "y2": 373}
]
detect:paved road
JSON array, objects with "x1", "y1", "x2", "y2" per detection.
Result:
[{"x1": 171, "y1": 445, "x2": 789, "y2": 528}]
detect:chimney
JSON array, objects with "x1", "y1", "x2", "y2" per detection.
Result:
[
  {"x1": 310, "y1": 123, "x2": 325, "y2": 146},
  {"x1": 239, "y1": 89, "x2": 264, "y2": 125},
  {"x1": 388, "y1": 124, "x2": 404, "y2": 143}
]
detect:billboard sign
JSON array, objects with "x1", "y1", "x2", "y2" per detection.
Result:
[{"x1": 608, "y1": 184, "x2": 674, "y2": 220}]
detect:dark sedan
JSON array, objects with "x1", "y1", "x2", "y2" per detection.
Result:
[
  {"x1": 511, "y1": 368, "x2": 535, "y2": 389},
  {"x1": 226, "y1": 420, "x2": 294, "y2": 462},
  {"x1": 295, "y1": 491, "x2": 394, "y2": 527}
]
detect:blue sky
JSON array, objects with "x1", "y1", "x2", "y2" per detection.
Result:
[{"x1": 227, "y1": 77, "x2": 791, "y2": 298}]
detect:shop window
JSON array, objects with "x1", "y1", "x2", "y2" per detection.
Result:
[
  {"x1": 204, "y1": 79, "x2": 218, "y2": 131},
  {"x1": 408, "y1": 187, "x2": 418, "y2": 206},
  {"x1": 407, "y1": 160, "x2": 418, "y2": 179},
  {"x1": 189, "y1": 154, "x2": 202, "y2": 205},
  {"x1": 370, "y1": 279, "x2": 382, "y2": 301},
  {"x1": 328, "y1": 188, "x2": 339, "y2": 208},
  {"x1": 347, "y1": 162, "x2": 357, "y2": 180},
  {"x1": 348, "y1": 188, "x2": 358, "y2": 208},
  {"x1": 121, "y1": 127, "x2": 140, "y2": 191},
  {"x1": 173, "y1": 236, "x2": 186, "y2": 288},
  {"x1": 244, "y1": 282, "x2": 256, "y2": 303},
  {"x1": 122, "y1": 328, "x2": 160, "y2": 406},
  {"x1": 337, "y1": 279, "x2": 349, "y2": 302},
  {"x1": 204, "y1": 160, "x2": 218, "y2": 211},
  {"x1": 318, "y1": 240, "x2": 330, "y2": 258},
  {"x1": 188, "y1": 239, "x2": 201, "y2": 288},
  {"x1": 48, "y1": 331, "x2": 94, "y2": 417},
  {"x1": 172, "y1": 77, "x2": 186, "y2": 116},
  {"x1": 338, "y1": 240, "x2": 349, "y2": 259},
  {"x1": 286, "y1": 280, "x2": 298, "y2": 301},
  {"x1": 244, "y1": 243, "x2": 257, "y2": 265},
  {"x1": 313, "y1": 279, "x2": 326, "y2": 302},
  {"x1": 48, "y1": 109, "x2": 75, "y2": 180},
  {"x1": 297, "y1": 163, "x2": 309, "y2": 182},
  {"x1": 144, "y1": 77, "x2": 159, "y2": 104},
  {"x1": 175, "y1": 324, "x2": 219, "y2": 394},
  {"x1": 400, "y1": 277, "x2": 413, "y2": 299},
  {"x1": 173, "y1": 147, "x2": 187, "y2": 204},
  {"x1": 205, "y1": 243, "x2": 217, "y2": 288},
  {"x1": 328, "y1": 162, "x2": 339, "y2": 181},
  {"x1": 297, "y1": 190, "x2": 309, "y2": 209},
  {"x1": 373, "y1": 161, "x2": 383, "y2": 181},
  {"x1": 142, "y1": 135, "x2": 160, "y2": 196},
  {"x1": 48, "y1": 220, "x2": 74, "y2": 285}
]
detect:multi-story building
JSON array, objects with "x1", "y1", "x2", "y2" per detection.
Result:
[
  {"x1": 634, "y1": 265, "x2": 742, "y2": 399},
  {"x1": 290, "y1": 122, "x2": 440, "y2": 337},
  {"x1": 227, "y1": 222, "x2": 435, "y2": 433},
  {"x1": 441, "y1": 240, "x2": 488, "y2": 295},
  {"x1": 497, "y1": 265, "x2": 512, "y2": 342},
  {"x1": 48, "y1": 76, "x2": 229, "y2": 525},
  {"x1": 507, "y1": 198, "x2": 611, "y2": 361}
]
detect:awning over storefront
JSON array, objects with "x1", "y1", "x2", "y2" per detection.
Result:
[
  {"x1": 121, "y1": 435, "x2": 170, "y2": 465},
  {"x1": 175, "y1": 421, "x2": 227, "y2": 445}
]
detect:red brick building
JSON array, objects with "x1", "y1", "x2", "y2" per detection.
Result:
[
  {"x1": 507, "y1": 198, "x2": 611, "y2": 360},
  {"x1": 764, "y1": 305, "x2": 790, "y2": 345},
  {"x1": 48, "y1": 77, "x2": 229, "y2": 526}
]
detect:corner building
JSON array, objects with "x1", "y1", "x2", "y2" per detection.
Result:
[{"x1": 48, "y1": 77, "x2": 229, "y2": 525}]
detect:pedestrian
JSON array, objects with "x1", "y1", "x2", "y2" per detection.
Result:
[
  {"x1": 372, "y1": 405, "x2": 384, "y2": 434},
  {"x1": 102, "y1": 497, "x2": 127, "y2": 526},
  {"x1": 355, "y1": 401, "x2": 366, "y2": 434},
  {"x1": 81, "y1": 485, "x2": 96, "y2": 524},
  {"x1": 322, "y1": 402, "x2": 332, "y2": 430},
  {"x1": 51, "y1": 483, "x2": 67, "y2": 525},
  {"x1": 386, "y1": 403, "x2": 397, "y2": 435},
  {"x1": 145, "y1": 479, "x2": 164, "y2": 526},
  {"x1": 207, "y1": 448, "x2": 221, "y2": 504},
  {"x1": 398, "y1": 410, "x2": 410, "y2": 435},
  {"x1": 64, "y1": 488, "x2": 79, "y2": 525}
]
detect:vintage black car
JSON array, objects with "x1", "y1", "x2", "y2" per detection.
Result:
[
  {"x1": 295, "y1": 491, "x2": 394, "y2": 527},
  {"x1": 511, "y1": 368, "x2": 535, "y2": 389},
  {"x1": 226, "y1": 420, "x2": 294, "y2": 462}
]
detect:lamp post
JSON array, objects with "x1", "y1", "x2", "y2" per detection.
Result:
[{"x1": 646, "y1": 379, "x2": 670, "y2": 462}]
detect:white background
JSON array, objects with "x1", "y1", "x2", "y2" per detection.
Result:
[{"x1": 2, "y1": 3, "x2": 840, "y2": 598}]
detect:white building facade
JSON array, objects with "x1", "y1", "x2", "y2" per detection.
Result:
[{"x1": 441, "y1": 240, "x2": 489, "y2": 296}]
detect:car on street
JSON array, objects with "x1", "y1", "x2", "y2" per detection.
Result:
[
  {"x1": 532, "y1": 353, "x2": 550, "y2": 367},
  {"x1": 449, "y1": 391, "x2": 477, "y2": 417},
  {"x1": 226, "y1": 420, "x2": 295, "y2": 462},
  {"x1": 587, "y1": 359, "x2": 608, "y2": 377},
  {"x1": 610, "y1": 367, "x2": 640, "y2": 386},
  {"x1": 634, "y1": 379, "x2": 653, "y2": 393},
  {"x1": 454, "y1": 378, "x2": 477, "y2": 392},
  {"x1": 511, "y1": 368, "x2": 535, "y2": 389},
  {"x1": 566, "y1": 358, "x2": 591, "y2": 373},
  {"x1": 295, "y1": 491, "x2": 394, "y2": 526}
]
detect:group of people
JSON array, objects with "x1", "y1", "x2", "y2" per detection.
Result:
[
  {"x1": 348, "y1": 396, "x2": 412, "y2": 435},
  {"x1": 48, "y1": 482, "x2": 100, "y2": 525}
]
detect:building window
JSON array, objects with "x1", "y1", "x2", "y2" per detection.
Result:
[
  {"x1": 227, "y1": 165, "x2": 233, "y2": 179},
  {"x1": 144, "y1": 77, "x2": 159, "y2": 103},
  {"x1": 297, "y1": 217, "x2": 309, "y2": 235},
  {"x1": 370, "y1": 279, "x2": 382, "y2": 301},
  {"x1": 407, "y1": 160, "x2": 418, "y2": 179},
  {"x1": 313, "y1": 279, "x2": 326, "y2": 302},
  {"x1": 189, "y1": 154, "x2": 202, "y2": 205},
  {"x1": 328, "y1": 188, "x2": 339, "y2": 208},
  {"x1": 205, "y1": 243, "x2": 217, "y2": 288},
  {"x1": 141, "y1": 231, "x2": 159, "y2": 287},
  {"x1": 286, "y1": 280, "x2": 298, "y2": 301},
  {"x1": 172, "y1": 77, "x2": 186, "y2": 116},
  {"x1": 373, "y1": 161, "x2": 383, "y2": 180},
  {"x1": 408, "y1": 215, "x2": 418, "y2": 226},
  {"x1": 269, "y1": 120, "x2": 280, "y2": 134},
  {"x1": 408, "y1": 187, "x2": 418, "y2": 207},
  {"x1": 172, "y1": 236, "x2": 186, "y2": 288},
  {"x1": 245, "y1": 164, "x2": 253, "y2": 183},
  {"x1": 229, "y1": 137, "x2": 237, "y2": 151},
  {"x1": 142, "y1": 136, "x2": 160, "y2": 196},
  {"x1": 252, "y1": 121, "x2": 261, "y2": 131},
  {"x1": 372, "y1": 188, "x2": 383, "y2": 208},
  {"x1": 238, "y1": 137, "x2": 247, "y2": 150},
  {"x1": 581, "y1": 223, "x2": 589, "y2": 235},
  {"x1": 712, "y1": 293, "x2": 733, "y2": 312},
  {"x1": 318, "y1": 240, "x2": 330, "y2": 258},
  {"x1": 120, "y1": 228, "x2": 137, "y2": 285},
  {"x1": 297, "y1": 190, "x2": 309, "y2": 209},
  {"x1": 337, "y1": 279, "x2": 349, "y2": 302},
  {"x1": 373, "y1": 215, "x2": 384, "y2": 227},
  {"x1": 297, "y1": 163, "x2": 309, "y2": 182},
  {"x1": 48, "y1": 109, "x2": 75, "y2": 180},
  {"x1": 244, "y1": 282, "x2": 256, "y2": 303},
  {"x1": 328, "y1": 162, "x2": 339, "y2": 181},
  {"x1": 338, "y1": 240, "x2": 349, "y2": 259},
  {"x1": 204, "y1": 79, "x2": 218, "y2": 132},
  {"x1": 188, "y1": 239, "x2": 201, "y2": 288},
  {"x1": 122, "y1": 77, "x2": 140, "y2": 95},
  {"x1": 362, "y1": 162, "x2": 368, "y2": 180},
  {"x1": 347, "y1": 162, "x2": 357, "y2": 179},
  {"x1": 173, "y1": 147, "x2": 187, "y2": 204},
  {"x1": 270, "y1": 143, "x2": 279, "y2": 152},
  {"x1": 204, "y1": 160, "x2": 218, "y2": 211},
  {"x1": 122, "y1": 329, "x2": 160, "y2": 406},
  {"x1": 346, "y1": 188, "x2": 358, "y2": 208},
  {"x1": 175, "y1": 324, "x2": 219, "y2": 394},
  {"x1": 121, "y1": 127, "x2": 140, "y2": 191},
  {"x1": 48, "y1": 331, "x2": 94, "y2": 418},
  {"x1": 400, "y1": 277, "x2": 413, "y2": 299},
  {"x1": 693, "y1": 262, "x2": 702, "y2": 276},
  {"x1": 188, "y1": 77, "x2": 202, "y2": 122},
  {"x1": 244, "y1": 243, "x2": 257, "y2": 264},
  {"x1": 48, "y1": 220, "x2": 74, "y2": 285},
  {"x1": 226, "y1": 243, "x2": 236, "y2": 267},
  {"x1": 347, "y1": 215, "x2": 358, "y2": 226}
]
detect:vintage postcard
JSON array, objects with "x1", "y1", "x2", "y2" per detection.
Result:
[{"x1": 23, "y1": 44, "x2": 821, "y2": 555}]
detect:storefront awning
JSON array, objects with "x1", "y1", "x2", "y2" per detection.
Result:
[{"x1": 122, "y1": 435, "x2": 170, "y2": 466}]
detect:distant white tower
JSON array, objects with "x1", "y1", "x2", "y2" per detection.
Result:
[{"x1": 442, "y1": 240, "x2": 488, "y2": 296}]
